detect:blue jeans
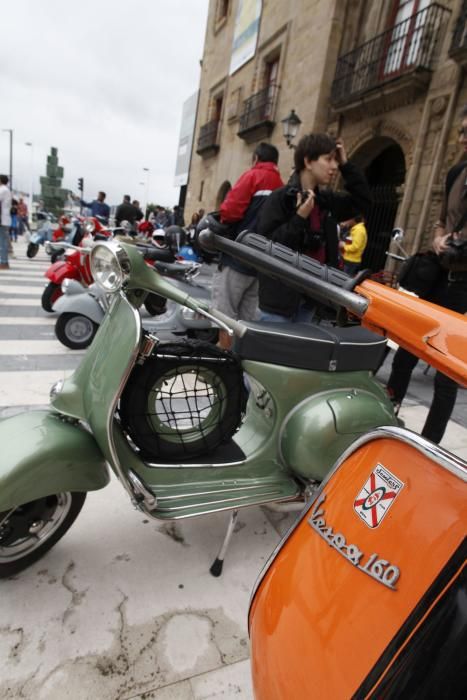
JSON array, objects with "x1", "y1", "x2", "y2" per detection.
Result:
[
  {"x1": 259, "y1": 304, "x2": 313, "y2": 324},
  {"x1": 0, "y1": 226, "x2": 9, "y2": 264}
]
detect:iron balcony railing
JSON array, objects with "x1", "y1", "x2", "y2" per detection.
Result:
[
  {"x1": 238, "y1": 84, "x2": 279, "y2": 136},
  {"x1": 197, "y1": 119, "x2": 220, "y2": 154},
  {"x1": 331, "y1": 3, "x2": 450, "y2": 106},
  {"x1": 450, "y1": 0, "x2": 467, "y2": 55}
]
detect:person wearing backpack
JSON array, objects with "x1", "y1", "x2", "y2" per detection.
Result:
[
  {"x1": 386, "y1": 106, "x2": 467, "y2": 443},
  {"x1": 212, "y1": 142, "x2": 283, "y2": 349}
]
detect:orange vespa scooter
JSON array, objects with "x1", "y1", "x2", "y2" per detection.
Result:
[
  {"x1": 198, "y1": 225, "x2": 466, "y2": 699},
  {"x1": 224, "y1": 234, "x2": 467, "y2": 699}
]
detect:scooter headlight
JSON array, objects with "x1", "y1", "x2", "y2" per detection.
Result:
[
  {"x1": 85, "y1": 220, "x2": 96, "y2": 234},
  {"x1": 90, "y1": 241, "x2": 130, "y2": 292}
]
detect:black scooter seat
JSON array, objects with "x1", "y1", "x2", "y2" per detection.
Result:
[{"x1": 233, "y1": 321, "x2": 387, "y2": 372}]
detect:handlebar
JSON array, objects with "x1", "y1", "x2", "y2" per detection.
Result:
[{"x1": 199, "y1": 229, "x2": 369, "y2": 318}]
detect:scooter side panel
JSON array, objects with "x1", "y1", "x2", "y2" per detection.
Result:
[
  {"x1": 0, "y1": 411, "x2": 109, "y2": 511},
  {"x1": 53, "y1": 290, "x2": 105, "y2": 324},
  {"x1": 280, "y1": 388, "x2": 397, "y2": 481},
  {"x1": 249, "y1": 431, "x2": 467, "y2": 699}
]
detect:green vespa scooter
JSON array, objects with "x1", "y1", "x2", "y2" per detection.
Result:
[{"x1": 0, "y1": 229, "x2": 397, "y2": 578}]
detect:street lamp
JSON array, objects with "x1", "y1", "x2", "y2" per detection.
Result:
[
  {"x1": 25, "y1": 141, "x2": 34, "y2": 212},
  {"x1": 2, "y1": 129, "x2": 13, "y2": 188},
  {"x1": 142, "y1": 167, "x2": 150, "y2": 216},
  {"x1": 281, "y1": 109, "x2": 302, "y2": 149}
]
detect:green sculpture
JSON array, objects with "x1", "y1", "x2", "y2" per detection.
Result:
[{"x1": 39, "y1": 147, "x2": 69, "y2": 215}]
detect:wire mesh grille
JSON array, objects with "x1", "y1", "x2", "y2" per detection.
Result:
[{"x1": 150, "y1": 366, "x2": 225, "y2": 433}]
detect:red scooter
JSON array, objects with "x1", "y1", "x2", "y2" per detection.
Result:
[{"x1": 42, "y1": 217, "x2": 111, "y2": 312}]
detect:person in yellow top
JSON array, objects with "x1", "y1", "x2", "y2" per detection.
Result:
[{"x1": 339, "y1": 215, "x2": 368, "y2": 275}]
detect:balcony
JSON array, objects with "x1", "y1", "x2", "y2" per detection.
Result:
[
  {"x1": 237, "y1": 84, "x2": 279, "y2": 143},
  {"x1": 331, "y1": 3, "x2": 450, "y2": 115},
  {"x1": 450, "y1": 0, "x2": 467, "y2": 63},
  {"x1": 196, "y1": 119, "x2": 220, "y2": 157}
]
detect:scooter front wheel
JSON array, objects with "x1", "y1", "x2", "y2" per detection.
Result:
[
  {"x1": 26, "y1": 243, "x2": 39, "y2": 258},
  {"x1": 0, "y1": 492, "x2": 86, "y2": 578},
  {"x1": 55, "y1": 312, "x2": 98, "y2": 350},
  {"x1": 41, "y1": 282, "x2": 62, "y2": 312}
]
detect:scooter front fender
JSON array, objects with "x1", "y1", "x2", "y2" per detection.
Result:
[
  {"x1": 53, "y1": 291, "x2": 105, "y2": 324},
  {"x1": 46, "y1": 261, "x2": 79, "y2": 284},
  {"x1": 0, "y1": 410, "x2": 110, "y2": 511}
]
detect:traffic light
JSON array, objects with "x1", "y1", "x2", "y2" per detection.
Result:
[{"x1": 77, "y1": 177, "x2": 84, "y2": 192}]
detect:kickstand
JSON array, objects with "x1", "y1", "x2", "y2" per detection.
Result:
[{"x1": 210, "y1": 510, "x2": 239, "y2": 577}]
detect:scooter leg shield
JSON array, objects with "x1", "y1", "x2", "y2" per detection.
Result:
[{"x1": 0, "y1": 411, "x2": 110, "y2": 511}]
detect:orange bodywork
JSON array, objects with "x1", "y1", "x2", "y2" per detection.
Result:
[
  {"x1": 249, "y1": 436, "x2": 466, "y2": 699},
  {"x1": 355, "y1": 280, "x2": 467, "y2": 387}
]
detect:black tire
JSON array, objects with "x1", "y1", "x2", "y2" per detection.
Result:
[
  {"x1": 144, "y1": 293, "x2": 167, "y2": 316},
  {"x1": 41, "y1": 282, "x2": 62, "y2": 312},
  {"x1": 119, "y1": 340, "x2": 246, "y2": 460},
  {"x1": 187, "y1": 328, "x2": 219, "y2": 344},
  {"x1": 0, "y1": 492, "x2": 86, "y2": 578},
  {"x1": 55, "y1": 312, "x2": 98, "y2": 350},
  {"x1": 27, "y1": 243, "x2": 39, "y2": 258}
]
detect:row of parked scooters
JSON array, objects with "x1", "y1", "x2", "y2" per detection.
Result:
[{"x1": 33, "y1": 213, "x2": 219, "y2": 349}]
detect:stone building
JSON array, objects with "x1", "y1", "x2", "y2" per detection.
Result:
[{"x1": 186, "y1": 0, "x2": 467, "y2": 270}]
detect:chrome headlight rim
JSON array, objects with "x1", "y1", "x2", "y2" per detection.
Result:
[{"x1": 90, "y1": 240, "x2": 131, "y2": 293}]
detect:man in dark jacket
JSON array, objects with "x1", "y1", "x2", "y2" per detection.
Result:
[
  {"x1": 115, "y1": 195, "x2": 139, "y2": 226},
  {"x1": 386, "y1": 106, "x2": 467, "y2": 443},
  {"x1": 257, "y1": 133, "x2": 371, "y2": 322}
]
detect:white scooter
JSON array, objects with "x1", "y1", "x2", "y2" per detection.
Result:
[{"x1": 51, "y1": 244, "x2": 217, "y2": 349}]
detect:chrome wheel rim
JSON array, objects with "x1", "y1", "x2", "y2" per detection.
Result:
[
  {"x1": 66, "y1": 315, "x2": 95, "y2": 343},
  {"x1": 0, "y1": 493, "x2": 72, "y2": 562}
]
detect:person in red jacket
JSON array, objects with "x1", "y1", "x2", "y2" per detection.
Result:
[{"x1": 212, "y1": 142, "x2": 283, "y2": 348}]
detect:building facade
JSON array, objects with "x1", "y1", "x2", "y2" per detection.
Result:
[{"x1": 186, "y1": 0, "x2": 467, "y2": 270}]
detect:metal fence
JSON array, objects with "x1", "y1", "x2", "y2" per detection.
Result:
[
  {"x1": 238, "y1": 84, "x2": 279, "y2": 135},
  {"x1": 331, "y1": 3, "x2": 449, "y2": 105},
  {"x1": 361, "y1": 185, "x2": 401, "y2": 273}
]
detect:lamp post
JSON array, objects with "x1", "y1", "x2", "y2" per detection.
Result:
[
  {"x1": 2, "y1": 129, "x2": 14, "y2": 189},
  {"x1": 281, "y1": 109, "x2": 302, "y2": 149},
  {"x1": 142, "y1": 167, "x2": 150, "y2": 217},
  {"x1": 25, "y1": 141, "x2": 34, "y2": 212}
]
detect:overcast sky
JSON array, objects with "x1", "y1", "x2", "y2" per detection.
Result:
[{"x1": 0, "y1": 0, "x2": 209, "y2": 208}]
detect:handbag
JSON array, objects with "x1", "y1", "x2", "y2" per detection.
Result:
[{"x1": 398, "y1": 251, "x2": 442, "y2": 297}]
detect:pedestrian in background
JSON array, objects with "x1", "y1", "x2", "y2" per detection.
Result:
[
  {"x1": 9, "y1": 199, "x2": 19, "y2": 242},
  {"x1": 339, "y1": 214, "x2": 367, "y2": 275},
  {"x1": 256, "y1": 134, "x2": 371, "y2": 322},
  {"x1": 115, "y1": 195, "x2": 139, "y2": 226},
  {"x1": 17, "y1": 197, "x2": 30, "y2": 234},
  {"x1": 132, "y1": 200, "x2": 144, "y2": 221},
  {"x1": 386, "y1": 106, "x2": 467, "y2": 443},
  {"x1": 212, "y1": 142, "x2": 284, "y2": 349},
  {"x1": 0, "y1": 174, "x2": 12, "y2": 269},
  {"x1": 76, "y1": 191, "x2": 110, "y2": 224}
]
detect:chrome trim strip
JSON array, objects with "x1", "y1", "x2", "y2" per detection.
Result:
[
  {"x1": 149, "y1": 490, "x2": 300, "y2": 521},
  {"x1": 248, "y1": 425, "x2": 467, "y2": 629}
]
